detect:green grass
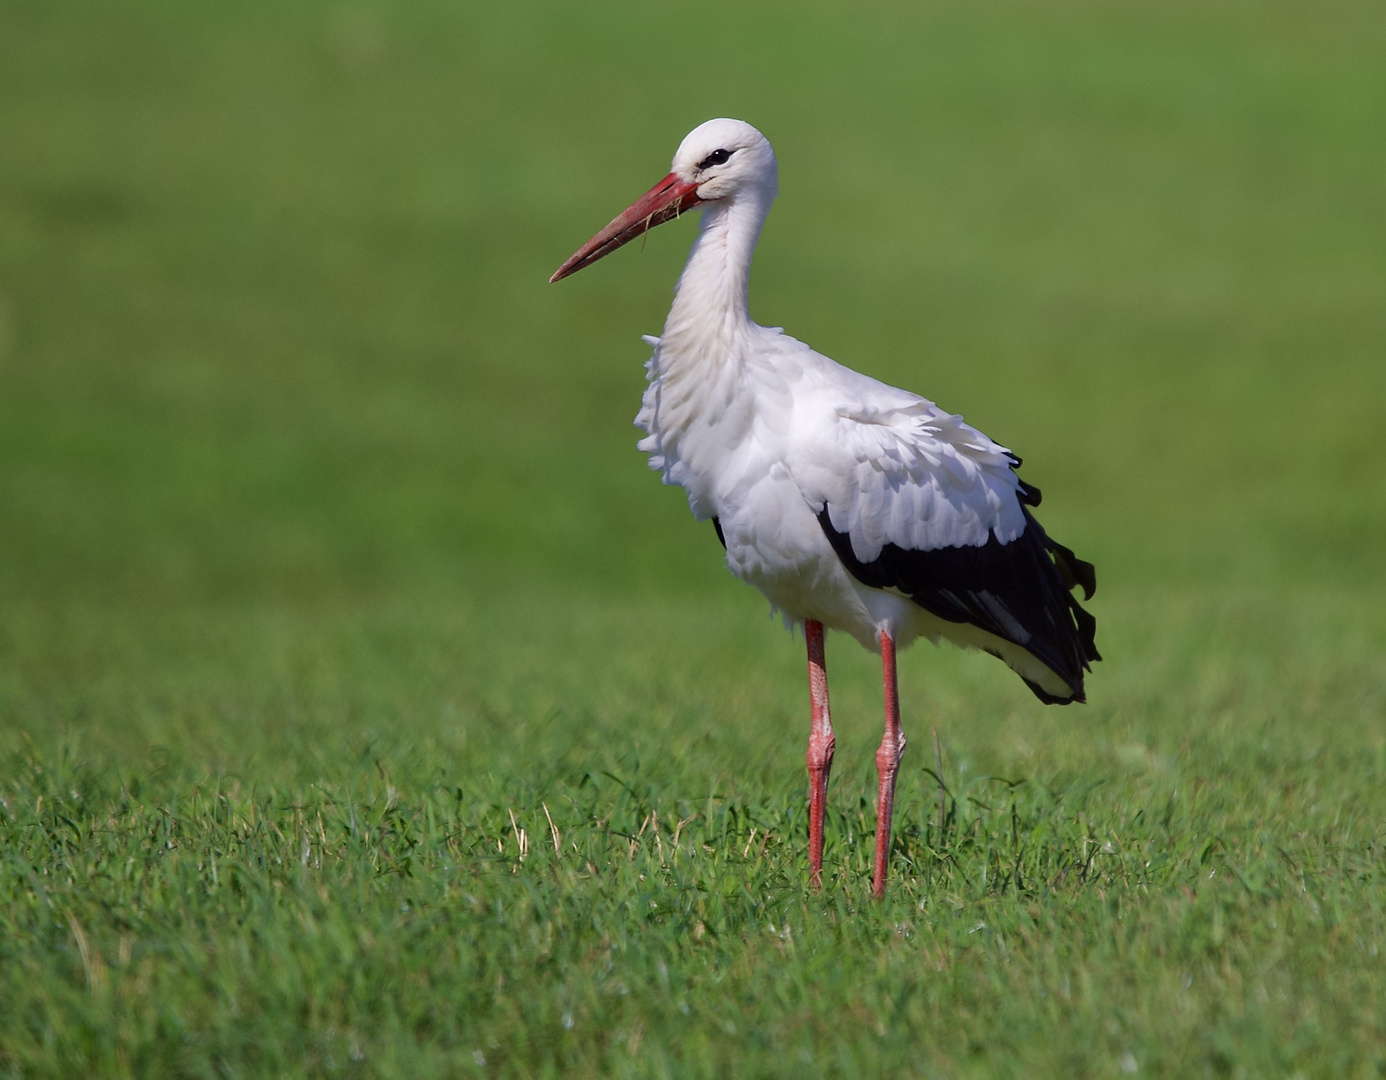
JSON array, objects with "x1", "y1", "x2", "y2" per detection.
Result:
[{"x1": 2, "y1": 0, "x2": 1385, "y2": 1076}]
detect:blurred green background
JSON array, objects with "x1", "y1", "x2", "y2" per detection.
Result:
[
  {"x1": 2, "y1": 1, "x2": 1384, "y2": 1075},
  {"x1": 4, "y1": 0, "x2": 1382, "y2": 619}
]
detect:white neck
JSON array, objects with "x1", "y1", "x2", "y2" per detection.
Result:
[
  {"x1": 635, "y1": 187, "x2": 776, "y2": 517},
  {"x1": 661, "y1": 189, "x2": 773, "y2": 347}
]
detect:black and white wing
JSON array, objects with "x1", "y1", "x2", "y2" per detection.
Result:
[{"x1": 791, "y1": 361, "x2": 1099, "y2": 703}]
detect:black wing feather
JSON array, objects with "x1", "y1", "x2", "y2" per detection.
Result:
[{"x1": 817, "y1": 503, "x2": 1099, "y2": 705}]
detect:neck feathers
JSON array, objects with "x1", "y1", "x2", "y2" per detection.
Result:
[
  {"x1": 663, "y1": 191, "x2": 772, "y2": 349},
  {"x1": 636, "y1": 189, "x2": 774, "y2": 515}
]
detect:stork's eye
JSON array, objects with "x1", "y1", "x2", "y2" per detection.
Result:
[{"x1": 698, "y1": 148, "x2": 733, "y2": 170}]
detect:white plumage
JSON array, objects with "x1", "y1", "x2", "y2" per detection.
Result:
[
  {"x1": 637, "y1": 322, "x2": 1063, "y2": 684},
  {"x1": 552, "y1": 118, "x2": 1099, "y2": 896}
]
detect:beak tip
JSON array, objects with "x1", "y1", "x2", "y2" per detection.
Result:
[{"x1": 549, "y1": 172, "x2": 699, "y2": 289}]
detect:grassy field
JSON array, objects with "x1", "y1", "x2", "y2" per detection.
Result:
[{"x1": 2, "y1": 0, "x2": 1385, "y2": 1075}]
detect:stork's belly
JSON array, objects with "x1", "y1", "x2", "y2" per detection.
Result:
[
  {"x1": 714, "y1": 482, "x2": 1075, "y2": 696},
  {"x1": 715, "y1": 475, "x2": 912, "y2": 651}
]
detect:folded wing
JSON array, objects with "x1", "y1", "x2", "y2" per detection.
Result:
[{"x1": 790, "y1": 365, "x2": 1099, "y2": 702}]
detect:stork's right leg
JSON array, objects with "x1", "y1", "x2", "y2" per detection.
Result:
[
  {"x1": 805, "y1": 619, "x2": 835, "y2": 889},
  {"x1": 871, "y1": 628, "x2": 907, "y2": 898}
]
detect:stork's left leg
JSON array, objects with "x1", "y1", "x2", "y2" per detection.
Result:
[
  {"x1": 871, "y1": 628, "x2": 907, "y2": 898},
  {"x1": 804, "y1": 619, "x2": 835, "y2": 890}
]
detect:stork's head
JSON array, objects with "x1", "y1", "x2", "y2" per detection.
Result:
[
  {"x1": 550, "y1": 118, "x2": 777, "y2": 283},
  {"x1": 670, "y1": 118, "x2": 778, "y2": 203}
]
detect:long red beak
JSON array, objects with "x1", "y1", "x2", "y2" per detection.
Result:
[{"x1": 550, "y1": 173, "x2": 702, "y2": 283}]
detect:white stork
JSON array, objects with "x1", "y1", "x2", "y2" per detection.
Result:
[{"x1": 551, "y1": 119, "x2": 1099, "y2": 897}]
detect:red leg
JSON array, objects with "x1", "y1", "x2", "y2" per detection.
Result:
[
  {"x1": 871, "y1": 628, "x2": 907, "y2": 898},
  {"x1": 805, "y1": 619, "x2": 835, "y2": 889}
]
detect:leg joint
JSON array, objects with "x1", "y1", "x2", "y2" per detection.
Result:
[
  {"x1": 807, "y1": 731, "x2": 836, "y2": 773},
  {"x1": 875, "y1": 731, "x2": 905, "y2": 774}
]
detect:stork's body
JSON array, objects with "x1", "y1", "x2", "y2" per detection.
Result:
[{"x1": 553, "y1": 119, "x2": 1099, "y2": 896}]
